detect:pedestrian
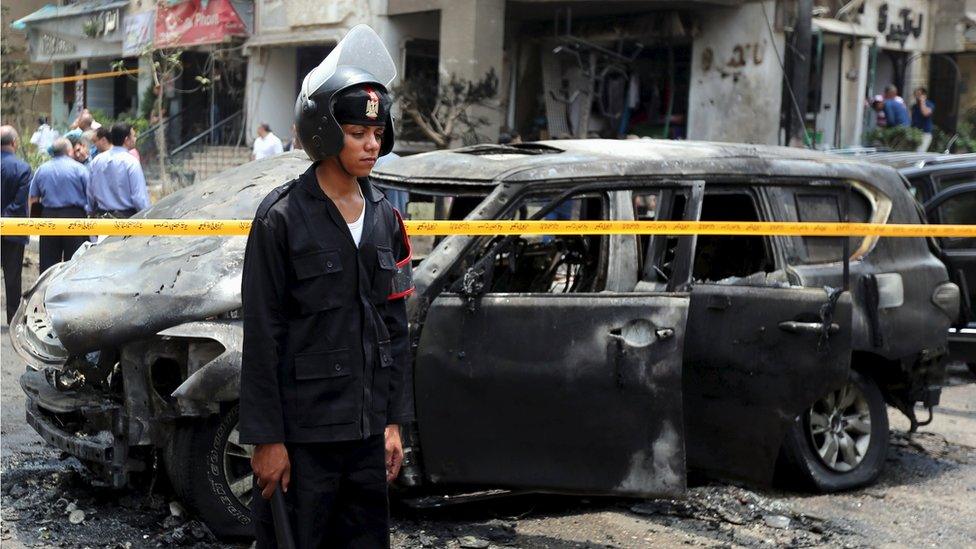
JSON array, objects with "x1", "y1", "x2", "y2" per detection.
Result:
[
  {"x1": 29, "y1": 117, "x2": 59, "y2": 156},
  {"x1": 124, "y1": 126, "x2": 142, "y2": 164},
  {"x1": 882, "y1": 84, "x2": 910, "y2": 127},
  {"x1": 1, "y1": 126, "x2": 32, "y2": 323},
  {"x1": 870, "y1": 95, "x2": 887, "y2": 129},
  {"x1": 70, "y1": 108, "x2": 102, "y2": 131},
  {"x1": 240, "y1": 28, "x2": 413, "y2": 548},
  {"x1": 92, "y1": 127, "x2": 112, "y2": 156},
  {"x1": 284, "y1": 123, "x2": 302, "y2": 152},
  {"x1": 71, "y1": 135, "x2": 92, "y2": 165},
  {"x1": 87, "y1": 122, "x2": 150, "y2": 218},
  {"x1": 912, "y1": 87, "x2": 935, "y2": 152},
  {"x1": 64, "y1": 129, "x2": 90, "y2": 165},
  {"x1": 27, "y1": 138, "x2": 90, "y2": 273},
  {"x1": 251, "y1": 123, "x2": 284, "y2": 160}
]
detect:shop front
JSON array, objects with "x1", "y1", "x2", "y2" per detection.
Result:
[
  {"x1": 153, "y1": 0, "x2": 252, "y2": 146},
  {"x1": 14, "y1": 0, "x2": 136, "y2": 128}
]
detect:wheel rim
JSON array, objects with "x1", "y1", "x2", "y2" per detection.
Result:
[
  {"x1": 806, "y1": 381, "x2": 872, "y2": 472},
  {"x1": 223, "y1": 422, "x2": 254, "y2": 508}
]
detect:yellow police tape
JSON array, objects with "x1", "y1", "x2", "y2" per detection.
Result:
[{"x1": 1, "y1": 218, "x2": 975, "y2": 237}]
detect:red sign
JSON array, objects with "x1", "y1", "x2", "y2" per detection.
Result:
[{"x1": 155, "y1": 0, "x2": 247, "y2": 48}]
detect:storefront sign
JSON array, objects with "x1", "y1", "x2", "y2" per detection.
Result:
[
  {"x1": 155, "y1": 0, "x2": 248, "y2": 48},
  {"x1": 40, "y1": 33, "x2": 78, "y2": 56},
  {"x1": 123, "y1": 11, "x2": 155, "y2": 56},
  {"x1": 877, "y1": 3, "x2": 923, "y2": 47},
  {"x1": 82, "y1": 8, "x2": 120, "y2": 38}
]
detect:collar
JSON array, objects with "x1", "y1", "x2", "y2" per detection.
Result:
[{"x1": 300, "y1": 162, "x2": 385, "y2": 203}]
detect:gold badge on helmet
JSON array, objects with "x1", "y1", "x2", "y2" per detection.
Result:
[{"x1": 365, "y1": 87, "x2": 380, "y2": 120}]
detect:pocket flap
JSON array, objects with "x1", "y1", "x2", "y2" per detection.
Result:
[
  {"x1": 295, "y1": 348, "x2": 350, "y2": 380},
  {"x1": 294, "y1": 250, "x2": 342, "y2": 280},
  {"x1": 377, "y1": 339, "x2": 393, "y2": 368},
  {"x1": 376, "y1": 246, "x2": 396, "y2": 270}
]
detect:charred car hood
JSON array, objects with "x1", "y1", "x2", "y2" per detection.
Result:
[{"x1": 25, "y1": 152, "x2": 313, "y2": 356}]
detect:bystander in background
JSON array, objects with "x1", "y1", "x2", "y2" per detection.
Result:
[
  {"x1": 251, "y1": 123, "x2": 283, "y2": 160},
  {"x1": 912, "y1": 87, "x2": 935, "y2": 152},
  {"x1": 29, "y1": 118, "x2": 58, "y2": 157},
  {"x1": 87, "y1": 123, "x2": 150, "y2": 219},
  {"x1": 1, "y1": 126, "x2": 32, "y2": 323},
  {"x1": 883, "y1": 85, "x2": 910, "y2": 128},
  {"x1": 27, "y1": 138, "x2": 90, "y2": 273}
]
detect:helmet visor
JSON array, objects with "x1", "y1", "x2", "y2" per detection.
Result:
[{"x1": 300, "y1": 24, "x2": 397, "y2": 99}]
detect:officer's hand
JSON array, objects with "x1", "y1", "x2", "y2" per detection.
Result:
[
  {"x1": 252, "y1": 443, "x2": 291, "y2": 500},
  {"x1": 385, "y1": 424, "x2": 404, "y2": 484}
]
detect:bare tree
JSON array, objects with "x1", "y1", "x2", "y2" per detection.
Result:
[{"x1": 393, "y1": 69, "x2": 499, "y2": 148}]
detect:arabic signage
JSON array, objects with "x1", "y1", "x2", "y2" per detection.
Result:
[
  {"x1": 155, "y1": 0, "x2": 248, "y2": 48},
  {"x1": 123, "y1": 11, "x2": 155, "y2": 56},
  {"x1": 82, "y1": 8, "x2": 121, "y2": 39},
  {"x1": 877, "y1": 3, "x2": 923, "y2": 47},
  {"x1": 26, "y1": 13, "x2": 125, "y2": 62}
]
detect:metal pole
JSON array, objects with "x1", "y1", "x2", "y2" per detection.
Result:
[{"x1": 790, "y1": 0, "x2": 812, "y2": 146}]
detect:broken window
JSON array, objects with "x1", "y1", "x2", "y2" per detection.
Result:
[
  {"x1": 778, "y1": 185, "x2": 872, "y2": 265},
  {"x1": 473, "y1": 191, "x2": 609, "y2": 294},
  {"x1": 692, "y1": 191, "x2": 776, "y2": 283},
  {"x1": 634, "y1": 189, "x2": 687, "y2": 289}
]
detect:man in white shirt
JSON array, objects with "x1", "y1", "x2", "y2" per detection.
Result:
[
  {"x1": 251, "y1": 123, "x2": 284, "y2": 160},
  {"x1": 30, "y1": 118, "x2": 59, "y2": 156}
]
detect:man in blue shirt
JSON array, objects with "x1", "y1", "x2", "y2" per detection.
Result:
[
  {"x1": 28, "y1": 138, "x2": 91, "y2": 273},
  {"x1": 912, "y1": 87, "x2": 935, "y2": 152},
  {"x1": 1, "y1": 126, "x2": 32, "y2": 323},
  {"x1": 87, "y1": 122, "x2": 150, "y2": 218},
  {"x1": 882, "y1": 84, "x2": 910, "y2": 127}
]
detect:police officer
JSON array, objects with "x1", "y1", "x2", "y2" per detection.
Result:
[
  {"x1": 28, "y1": 138, "x2": 91, "y2": 273},
  {"x1": 240, "y1": 25, "x2": 414, "y2": 549}
]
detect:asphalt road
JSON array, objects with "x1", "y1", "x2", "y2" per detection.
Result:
[{"x1": 2, "y1": 253, "x2": 975, "y2": 548}]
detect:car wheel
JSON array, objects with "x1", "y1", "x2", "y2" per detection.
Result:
[
  {"x1": 164, "y1": 404, "x2": 254, "y2": 539},
  {"x1": 778, "y1": 370, "x2": 889, "y2": 492}
]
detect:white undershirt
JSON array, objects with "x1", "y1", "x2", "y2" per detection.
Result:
[{"x1": 347, "y1": 187, "x2": 366, "y2": 247}]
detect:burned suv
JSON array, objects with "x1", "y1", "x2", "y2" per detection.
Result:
[{"x1": 12, "y1": 140, "x2": 958, "y2": 538}]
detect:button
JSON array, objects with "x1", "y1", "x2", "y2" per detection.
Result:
[
  {"x1": 327, "y1": 261, "x2": 334, "y2": 268},
  {"x1": 334, "y1": 363, "x2": 342, "y2": 371}
]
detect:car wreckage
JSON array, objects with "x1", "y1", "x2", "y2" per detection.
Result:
[{"x1": 11, "y1": 140, "x2": 959, "y2": 538}]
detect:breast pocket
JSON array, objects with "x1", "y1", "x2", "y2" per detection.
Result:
[
  {"x1": 371, "y1": 246, "x2": 396, "y2": 304},
  {"x1": 291, "y1": 249, "x2": 344, "y2": 314},
  {"x1": 293, "y1": 348, "x2": 358, "y2": 427}
]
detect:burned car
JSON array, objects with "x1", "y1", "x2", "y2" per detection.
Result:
[{"x1": 12, "y1": 140, "x2": 958, "y2": 538}]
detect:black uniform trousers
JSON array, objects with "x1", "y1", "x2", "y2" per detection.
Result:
[
  {"x1": 38, "y1": 206, "x2": 88, "y2": 274},
  {"x1": 1, "y1": 239, "x2": 25, "y2": 323},
  {"x1": 252, "y1": 435, "x2": 389, "y2": 549}
]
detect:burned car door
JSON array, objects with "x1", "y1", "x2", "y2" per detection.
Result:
[
  {"x1": 925, "y1": 181, "x2": 976, "y2": 361},
  {"x1": 414, "y1": 186, "x2": 697, "y2": 497},
  {"x1": 679, "y1": 186, "x2": 853, "y2": 485}
]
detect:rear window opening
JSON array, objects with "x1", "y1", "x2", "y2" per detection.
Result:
[{"x1": 693, "y1": 192, "x2": 776, "y2": 283}]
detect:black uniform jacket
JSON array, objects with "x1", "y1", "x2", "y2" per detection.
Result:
[{"x1": 239, "y1": 163, "x2": 414, "y2": 444}]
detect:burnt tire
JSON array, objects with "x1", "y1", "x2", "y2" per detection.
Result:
[
  {"x1": 778, "y1": 370, "x2": 889, "y2": 492},
  {"x1": 164, "y1": 405, "x2": 254, "y2": 539}
]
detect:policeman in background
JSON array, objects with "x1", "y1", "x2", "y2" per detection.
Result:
[
  {"x1": 28, "y1": 138, "x2": 90, "y2": 273},
  {"x1": 1, "y1": 125, "x2": 32, "y2": 323},
  {"x1": 240, "y1": 25, "x2": 414, "y2": 548}
]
